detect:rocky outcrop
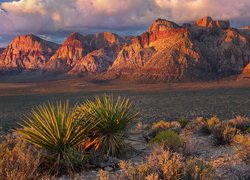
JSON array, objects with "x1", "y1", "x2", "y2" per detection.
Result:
[
  {"x1": 45, "y1": 32, "x2": 126, "y2": 75},
  {"x1": 68, "y1": 48, "x2": 116, "y2": 76},
  {"x1": 0, "y1": 34, "x2": 58, "y2": 71},
  {"x1": 103, "y1": 17, "x2": 250, "y2": 82},
  {"x1": 44, "y1": 32, "x2": 91, "y2": 72},
  {"x1": 239, "y1": 63, "x2": 250, "y2": 79},
  {"x1": 196, "y1": 16, "x2": 230, "y2": 30},
  {"x1": 0, "y1": 16, "x2": 249, "y2": 82},
  {"x1": 104, "y1": 19, "x2": 210, "y2": 82}
]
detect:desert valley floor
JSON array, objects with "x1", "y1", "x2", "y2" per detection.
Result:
[{"x1": 0, "y1": 77, "x2": 250, "y2": 133}]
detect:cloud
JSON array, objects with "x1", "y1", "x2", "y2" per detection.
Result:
[{"x1": 0, "y1": 0, "x2": 250, "y2": 47}]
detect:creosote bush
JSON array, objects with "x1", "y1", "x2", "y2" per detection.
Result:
[
  {"x1": 212, "y1": 123, "x2": 239, "y2": 145},
  {"x1": 75, "y1": 95, "x2": 139, "y2": 157},
  {"x1": 177, "y1": 117, "x2": 189, "y2": 128},
  {"x1": 150, "y1": 130, "x2": 183, "y2": 151},
  {"x1": 119, "y1": 146, "x2": 215, "y2": 180}
]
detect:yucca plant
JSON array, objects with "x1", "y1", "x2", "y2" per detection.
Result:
[
  {"x1": 18, "y1": 101, "x2": 97, "y2": 173},
  {"x1": 76, "y1": 95, "x2": 139, "y2": 157}
]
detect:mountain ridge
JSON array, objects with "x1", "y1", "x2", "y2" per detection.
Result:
[{"x1": 0, "y1": 16, "x2": 249, "y2": 82}]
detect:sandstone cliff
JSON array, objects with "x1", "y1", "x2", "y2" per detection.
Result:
[{"x1": 0, "y1": 34, "x2": 58, "y2": 72}]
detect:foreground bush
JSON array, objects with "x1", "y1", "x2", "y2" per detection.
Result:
[
  {"x1": 212, "y1": 124, "x2": 239, "y2": 145},
  {"x1": 119, "y1": 147, "x2": 215, "y2": 180},
  {"x1": 150, "y1": 130, "x2": 183, "y2": 151},
  {"x1": 233, "y1": 134, "x2": 250, "y2": 164},
  {"x1": 0, "y1": 134, "x2": 42, "y2": 179},
  {"x1": 18, "y1": 101, "x2": 96, "y2": 173},
  {"x1": 76, "y1": 95, "x2": 139, "y2": 157},
  {"x1": 227, "y1": 116, "x2": 250, "y2": 132}
]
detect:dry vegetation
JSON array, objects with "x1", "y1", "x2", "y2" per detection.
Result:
[{"x1": 0, "y1": 94, "x2": 250, "y2": 179}]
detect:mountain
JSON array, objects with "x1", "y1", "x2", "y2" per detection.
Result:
[
  {"x1": 0, "y1": 48, "x2": 4, "y2": 54},
  {"x1": 0, "y1": 34, "x2": 58, "y2": 73},
  {"x1": 44, "y1": 32, "x2": 91, "y2": 72},
  {"x1": 0, "y1": 16, "x2": 249, "y2": 82},
  {"x1": 102, "y1": 16, "x2": 250, "y2": 82},
  {"x1": 44, "y1": 32, "x2": 125, "y2": 74}
]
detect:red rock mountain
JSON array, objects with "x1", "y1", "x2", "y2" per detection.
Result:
[
  {"x1": 44, "y1": 32, "x2": 125, "y2": 74},
  {"x1": 0, "y1": 34, "x2": 58, "y2": 72},
  {"x1": 0, "y1": 16, "x2": 249, "y2": 82},
  {"x1": 103, "y1": 16, "x2": 250, "y2": 82}
]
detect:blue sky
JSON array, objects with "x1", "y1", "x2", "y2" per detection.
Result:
[{"x1": 0, "y1": 0, "x2": 250, "y2": 47}]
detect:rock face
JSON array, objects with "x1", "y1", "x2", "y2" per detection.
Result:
[
  {"x1": 102, "y1": 16, "x2": 250, "y2": 82},
  {"x1": 0, "y1": 34, "x2": 58, "y2": 71},
  {"x1": 239, "y1": 63, "x2": 250, "y2": 79},
  {"x1": 0, "y1": 16, "x2": 249, "y2": 82},
  {"x1": 44, "y1": 32, "x2": 91, "y2": 72},
  {"x1": 45, "y1": 32, "x2": 125, "y2": 74},
  {"x1": 196, "y1": 16, "x2": 230, "y2": 30}
]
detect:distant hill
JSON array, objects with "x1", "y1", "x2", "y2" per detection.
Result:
[{"x1": 0, "y1": 16, "x2": 250, "y2": 82}]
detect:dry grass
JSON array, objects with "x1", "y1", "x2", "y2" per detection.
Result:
[
  {"x1": 0, "y1": 133, "x2": 43, "y2": 180},
  {"x1": 119, "y1": 146, "x2": 215, "y2": 180}
]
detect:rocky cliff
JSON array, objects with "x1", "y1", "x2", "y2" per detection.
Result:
[
  {"x1": 0, "y1": 34, "x2": 58, "y2": 72},
  {"x1": 103, "y1": 16, "x2": 250, "y2": 82},
  {"x1": 44, "y1": 32, "x2": 125, "y2": 74},
  {"x1": 0, "y1": 16, "x2": 249, "y2": 82}
]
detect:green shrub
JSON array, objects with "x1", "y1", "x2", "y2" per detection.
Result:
[
  {"x1": 150, "y1": 130, "x2": 183, "y2": 151},
  {"x1": 76, "y1": 95, "x2": 139, "y2": 157},
  {"x1": 177, "y1": 117, "x2": 189, "y2": 128},
  {"x1": 247, "y1": 127, "x2": 250, "y2": 134},
  {"x1": 18, "y1": 101, "x2": 96, "y2": 173},
  {"x1": 212, "y1": 124, "x2": 240, "y2": 145}
]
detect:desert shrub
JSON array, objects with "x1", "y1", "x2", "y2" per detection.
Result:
[
  {"x1": 247, "y1": 127, "x2": 250, "y2": 133},
  {"x1": 145, "y1": 120, "x2": 181, "y2": 142},
  {"x1": 207, "y1": 116, "x2": 220, "y2": 129},
  {"x1": 150, "y1": 130, "x2": 183, "y2": 151},
  {"x1": 185, "y1": 117, "x2": 209, "y2": 135},
  {"x1": 0, "y1": 134, "x2": 42, "y2": 179},
  {"x1": 183, "y1": 135, "x2": 200, "y2": 156},
  {"x1": 18, "y1": 101, "x2": 96, "y2": 173},
  {"x1": 212, "y1": 123, "x2": 240, "y2": 145},
  {"x1": 76, "y1": 95, "x2": 139, "y2": 157},
  {"x1": 233, "y1": 134, "x2": 250, "y2": 164},
  {"x1": 184, "y1": 158, "x2": 215, "y2": 180},
  {"x1": 177, "y1": 117, "x2": 189, "y2": 128},
  {"x1": 151, "y1": 120, "x2": 181, "y2": 131},
  {"x1": 227, "y1": 116, "x2": 250, "y2": 132},
  {"x1": 119, "y1": 147, "x2": 216, "y2": 180},
  {"x1": 119, "y1": 147, "x2": 183, "y2": 180}
]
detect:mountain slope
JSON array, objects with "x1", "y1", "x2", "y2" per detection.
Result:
[
  {"x1": 0, "y1": 34, "x2": 58, "y2": 72},
  {"x1": 102, "y1": 17, "x2": 250, "y2": 82}
]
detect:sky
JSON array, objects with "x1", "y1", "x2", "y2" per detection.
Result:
[{"x1": 0, "y1": 0, "x2": 250, "y2": 47}]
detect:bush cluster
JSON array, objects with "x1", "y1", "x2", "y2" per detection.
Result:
[
  {"x1": 119, "y1": 146, "x2": 215, "y2": 180},
  {"x1": 1, "y1": 95, "x2": 138, "y2": 177}
]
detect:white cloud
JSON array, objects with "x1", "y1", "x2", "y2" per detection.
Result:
[{"x1": 0, "y1": 0, "x2": 250, "y2": 37}]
